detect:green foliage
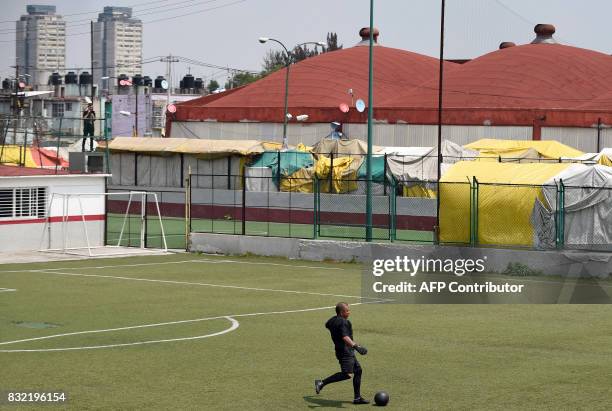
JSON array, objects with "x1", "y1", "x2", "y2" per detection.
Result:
[
  {"x1": 325, "y1": 32, "x2": 343, "y2": 52},
  {"x1": 225, "y1": 71, "x2": 261, "y2": 89},
  {"x1": 206, "y1": 79, "x2": 219, "y2": 94}
]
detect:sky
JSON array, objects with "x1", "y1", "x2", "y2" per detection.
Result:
[{"x1": 0, "y1": 0, "x2": 610, "y2": 86}]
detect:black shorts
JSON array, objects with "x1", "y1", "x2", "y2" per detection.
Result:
[{"x1": 338, "y1": 355, "x2": 360, "y2": 374}]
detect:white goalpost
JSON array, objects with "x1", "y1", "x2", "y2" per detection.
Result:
[{"x1": 39, "y1": 191, "x2": 168, "y2": 257}]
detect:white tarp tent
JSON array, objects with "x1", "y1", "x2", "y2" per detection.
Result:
[
  {"x1": 532, "y1": 164, "x2": 612, "y2": 248},
  {"x1": 386, "y1": 140, "x2": 478, "y2": 182}
]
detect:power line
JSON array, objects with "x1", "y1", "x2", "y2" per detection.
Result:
[
  {"x1": 1, "y1": 0, "x2": 242, "y2": 41},
  {"x1": 0, "y1": 0, "x2": 223, "y2": 36},
  {"x1": 0, "y1": 0, "x2": 171, "y2": 24}
]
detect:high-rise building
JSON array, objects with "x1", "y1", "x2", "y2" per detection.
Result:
[
  {"x1": 93, "y1": 7, "x2": 143, "y2": 85},
  {"x1": 16, "y1": 5, "x2": 66, "y2": 87}
]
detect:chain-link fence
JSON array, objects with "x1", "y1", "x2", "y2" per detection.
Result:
[
  {"x1": 1, "y1": 115, "x2": 109, "y2": 171},
  {"x1": 188, "y1": 172, "x2": 612, "y2": 251}
]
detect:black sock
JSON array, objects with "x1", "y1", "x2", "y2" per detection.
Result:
[
  {"x1": 353, "y1": 366, "x2": 362, "y2": 399},
  {"x1": 322, "y1": 372, "x2": 350, "y2": 386}
]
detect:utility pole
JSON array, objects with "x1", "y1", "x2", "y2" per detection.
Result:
[
  {"x1": 160, "y1": 54, "x2": 179, "y2": 135},
  {"x1": 13, "y1": 64, "x2": 19, "y2": 145},
  {"x1": 90, "y1": 21, "x2": 95, "y2": 101}
]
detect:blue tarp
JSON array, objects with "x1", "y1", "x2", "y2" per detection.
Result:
[{"x1": 250, "y1": 150, "x2": 314, "y2": 180}]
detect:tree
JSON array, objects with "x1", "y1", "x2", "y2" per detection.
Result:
[
  {"x1": 225, "y1": 72, "x2": 261, "y2": 89},
  {"x1": 258, "y1": 31, "x2": 343, "y2": 77},
  {"x1": 325, "y1": 32, "x2": 343, "y2": 52},
  {"x1": 262, "y1": 50, "x2": 287, "y2": 74},
  {"x1": 206, "y1": 80, "x2": 220, "y2": 94}
]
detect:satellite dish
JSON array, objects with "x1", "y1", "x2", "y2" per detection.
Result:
[
  {"x1": 339, "y1": 103, "x2": 349, "y2": 113},
  {"x1": 167, "y1": 104, "x2": 176, "y2": 113},
  {"x1": 161, "y1": 80, "x2": 169, "y2": 90},
  {"x1": 356, "y1": 99, "x2": 366, "y2": 113},
  {"x1": 84, "y1": 96, "x2": 92, "y2": 104}
]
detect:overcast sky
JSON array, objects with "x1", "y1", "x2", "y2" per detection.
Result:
[{"x1": 1, "y1": 0, "x2": 610, "y2": 85}]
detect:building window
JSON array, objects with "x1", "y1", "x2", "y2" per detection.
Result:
[
  {"x1": 0, "y1": 187, "x2": 47, "y2": 219},
  {"x1": 65, "y1": 102, "x2": 72, "y2": 112},
  {"x1": 52, "y1": 102, "x2": 64, "y2": 118}
]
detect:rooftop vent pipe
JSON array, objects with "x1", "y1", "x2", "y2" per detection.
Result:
[
  {"x1": 356, "y1": 27, "x2": 380, "y2": 46},
  {"x1": 531, "y1": 24, "x2": 557, "y2": 44}
]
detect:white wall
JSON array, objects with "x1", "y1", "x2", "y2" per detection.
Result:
[
  {"x1": 542, "y1": 127, "x2": 611, "y2": 153},
  {"x1": 171, "y1": 121, "x2": 533, "y2": 147},
  {"x1": 0, "y1": 175, "x2": 106, "y2": 252}
]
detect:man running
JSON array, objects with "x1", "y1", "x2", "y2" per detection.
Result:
[{"x1": 315, "y1": 302, "x2": 369, "y2": 405}]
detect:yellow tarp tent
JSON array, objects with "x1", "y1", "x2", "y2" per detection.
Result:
[
  {"x1": 0, "y1": 146, "x2": 38, "y2": 167},
  {"x1": 280, "y1": 156, "x2": 357, "y2": 193},
  {"x1": 109, "y1": 137, "x2": 268, "y2": 157},
  {"x1": 439, "y1": 161, "x2": 571, "y2": 246},
  {"x1": 465, "y1": 139, "x2": 584, "y2": 160}
]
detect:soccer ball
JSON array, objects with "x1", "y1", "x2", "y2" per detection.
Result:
[{"x1": 374, "y1": 391, "x2": 389, "y2": 406}]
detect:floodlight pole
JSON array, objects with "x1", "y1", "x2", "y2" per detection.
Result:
[
  {"x1": 365, "y1": 0, "x2": 375, "y2": 242},
  {"x1": 435, "y1": 0, "x2": 446, "y2": 244},
  {"x1": 260, "y1": 39, "x2": 325, "y2": 150}
]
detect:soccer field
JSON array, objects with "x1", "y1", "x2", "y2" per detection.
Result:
[{"x1": 2, "y1": 253, "x2": 612, "y2": 410}]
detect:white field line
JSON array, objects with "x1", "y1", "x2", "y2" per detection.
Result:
[
  {"x1": 0, "y1": 301, "x2": 381, "y2": 352},
  {"x1": 0, "y1": 288, "x2": 16, "y2": 292},
  {"x1": 0, "y1": 317, "x2": 239, "y2": 352},
  {"x1": 0, "y1": 258, "x2": 346, "y2": 274},
  {"x1": 28, "y1": 270, "x2": 386, "y2": 301}
]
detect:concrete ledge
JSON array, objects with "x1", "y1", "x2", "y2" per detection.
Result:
[{"x1": 190, "y1": 233, "x2": 612, "y2": 278}]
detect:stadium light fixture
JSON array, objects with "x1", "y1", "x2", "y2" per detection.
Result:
[{"x1": 259, "y1": 37, "x2": 326, "y2": 149}]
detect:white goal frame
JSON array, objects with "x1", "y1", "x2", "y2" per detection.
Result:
[{"x1": 39, "y1": 191, "x2": 168, "y2": 257}]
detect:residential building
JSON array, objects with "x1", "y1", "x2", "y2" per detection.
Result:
[
  {"x1": 92, "y1": 7, "x2": 143, "y2": 84},
  {"x1": 16, "y1": 5, "x2": 66, "y2": 87}
]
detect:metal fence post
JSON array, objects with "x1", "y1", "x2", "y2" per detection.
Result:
[
  {"x1": 383, "y1": 153, "x2": 388, "y2": 196},
  {"x1": 557, "y1": 179, "x2": 565, "y2": 249},
  {"x1": 185, "y1": 167, "x2": 191, "y2": 251},
  {"x1": 241, "y1": 172, "x2": 246, "y2": 235},
  {"x1": 313, "y1": 176, "x2": 319, "y2": 239},
  {"x1": 277, "y1": 150, "x2": 281, "y2": 188},
  {"x1": 470, "y1": 177, "x2": 479, "y2": 246},
  {"x1": 390, "y1": 177, "x2": 396, "y2": 241},
  {"x1": 329, "y1": 152, "x2": 334, "y2": 193}
]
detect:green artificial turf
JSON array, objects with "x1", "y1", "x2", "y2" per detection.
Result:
[
  {"x1": 2, "y1": 253, "x2": 612, "y2": 410},
  {"x1": 105, "y1": 214, "x2": 435, "y2": 251}
]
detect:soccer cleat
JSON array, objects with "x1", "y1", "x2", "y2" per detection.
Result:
[
  {"x1": 353, "y1": 397, "x2": 370, "y2": 405},
  {"x1": 315, "y1": 379, "x2": 324, "y2": 395}
]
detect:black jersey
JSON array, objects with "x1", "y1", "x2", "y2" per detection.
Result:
[{"x1": 325, "y1": 315, "x2": 354, "y2": 358}]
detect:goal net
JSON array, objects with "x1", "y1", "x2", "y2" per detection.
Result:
[{"x1": 39, "y1": 191, "x2": 168, "y2": 257}]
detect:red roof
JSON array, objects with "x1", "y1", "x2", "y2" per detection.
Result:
[
  {"x1": 381, "y1": 43, "x2": 612, "y2": 111},
  {"x1": 171, "y1": 41, "x2": 612, "y2": 128},
  {"x1": 0, "y1": 165, "x2": 70, "y2": 177},
  {"x1": 174, "y1": 46, "x2": 457, "y2": 123}
]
